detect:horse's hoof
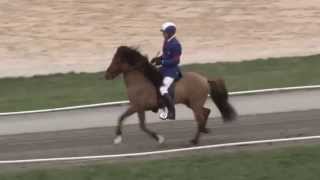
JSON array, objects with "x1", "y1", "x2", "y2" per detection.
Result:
[
  {"x1": 190, "y1": 139, "x2": 199, "y2": 145},
  {"x1": 113, "y1": 135, "x2": 123, "y2": 144},
  {"x1": 157, "y1": 134, "x2": 165, "y2": 144}
]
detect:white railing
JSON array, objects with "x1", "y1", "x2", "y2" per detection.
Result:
[{"x1": 1, "y1": 85, "x2": 320, "y2": 116}]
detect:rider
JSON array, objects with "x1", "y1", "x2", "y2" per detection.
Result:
[{"x1": 152, "y1": 22, "x2": 182, "y2": 120}]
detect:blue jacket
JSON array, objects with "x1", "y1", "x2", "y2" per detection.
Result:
[{"x1": 160, "y1": 37, "x2": 182, "y2": 79}]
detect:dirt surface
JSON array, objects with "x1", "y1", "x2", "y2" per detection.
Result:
[
  {"x1": 1, "y1": 0, "x2": 320, "y2": 77},
  {"x1": 1, "y1": 109, "x2": 320, "y2": 171}
]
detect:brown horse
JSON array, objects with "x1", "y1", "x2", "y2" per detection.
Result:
[{"x1": 105, "y1": 46, "x2": 237, "y2": 145}]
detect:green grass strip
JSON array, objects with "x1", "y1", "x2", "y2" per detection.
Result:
[
  {"x1": 0, "y1": 144, "x2": 320, "y2": 180},
  {"x1": 1, "y1": 54, "x2": 320, "y2": 112}
]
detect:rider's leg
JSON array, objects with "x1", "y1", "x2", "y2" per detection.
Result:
[{"x1": 160, "y1": 77, "x2": 175, "y2": 120}]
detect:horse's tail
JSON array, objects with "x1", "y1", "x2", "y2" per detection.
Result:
[{"x1": 208, "y1": 78, "x2": 237, "y2": 122}]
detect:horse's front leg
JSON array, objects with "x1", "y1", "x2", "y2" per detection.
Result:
[
  {"x1": 138, "y1": 111, "x2": 165, "y2": 144},
  {"x1": 113, "y1": 106, "x2": 136, "y2": 144}
]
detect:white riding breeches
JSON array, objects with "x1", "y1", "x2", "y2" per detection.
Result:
[{"x1": 160, "y1": 77, "x2": 174, "y2": 95}]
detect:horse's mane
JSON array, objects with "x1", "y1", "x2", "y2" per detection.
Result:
[{"x1": 117, "y1": 46, "x2": 163, "y2": 87}]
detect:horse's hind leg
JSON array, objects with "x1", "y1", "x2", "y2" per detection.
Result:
[
  {"x1": 138, "y1": 111, "x2": 165, "y2": 144},
  {"x1": 114, "y1": 106, "x2": 136, "y2": 144},
  {"x1": 190, "y1": 106, "x2": 207, "y2": 145},
  {"x1": 202, "y1": 107, "x2": 211, "y2": 134}
]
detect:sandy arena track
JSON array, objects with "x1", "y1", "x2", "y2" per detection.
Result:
[{"x1": 0, "y1": 0, "x2": 320, "y2": 77}]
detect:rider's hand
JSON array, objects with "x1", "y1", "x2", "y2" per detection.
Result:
[{"x1": 151, "y1": 56, "x2": 162, "y2": 65}]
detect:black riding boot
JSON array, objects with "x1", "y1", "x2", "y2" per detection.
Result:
[{"x1": 162, "y1": 93, "x2": 176, "y2": 120}]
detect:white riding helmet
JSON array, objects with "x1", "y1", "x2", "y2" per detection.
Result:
[{"x1": 161, "y1": 22, "x2": 176, "y2": 34}]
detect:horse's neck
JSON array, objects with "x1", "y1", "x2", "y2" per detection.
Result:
[{"x1": 123, "y1": 70, "x2": 150, "y2": 87}]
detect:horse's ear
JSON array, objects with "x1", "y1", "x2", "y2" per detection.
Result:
[
  {"x1": 115, "y1": 46, "x2": 126, "y2": 60},
  {"x1": 116, "y1": 46, "x2": 132, "y2": 63}
]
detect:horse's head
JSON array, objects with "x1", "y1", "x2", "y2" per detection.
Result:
[{"x1": 105, "y1": 46, "x2": 148, "y2": 80}]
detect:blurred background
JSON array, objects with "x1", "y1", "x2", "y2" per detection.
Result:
[{"x1": 1, "y1": 0, "x2": 320, "y2": 77}]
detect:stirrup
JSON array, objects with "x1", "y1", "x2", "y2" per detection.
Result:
[{"x1": 159, "y1": 108, "x2": 168, "y2": 120}]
